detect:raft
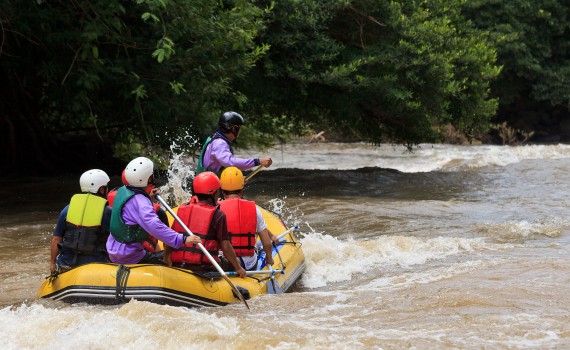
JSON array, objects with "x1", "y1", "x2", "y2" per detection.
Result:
[{"x1": 37, "y1": 206, "x2": 305, "y2": 307}]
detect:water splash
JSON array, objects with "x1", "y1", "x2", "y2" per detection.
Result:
[
  {"x1": 160, "y1": 131, "x2": 200, "y2": 205},
  {"x1": 266, "y1": 197, "x2": 305, "y2": 228},
  {"x1": 476, "y1": 216, "x2": 567, "y2": 243},
  {"x1": 300, "y1": 232, "x2": 490, "y2": 288}
]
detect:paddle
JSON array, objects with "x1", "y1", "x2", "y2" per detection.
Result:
[
  {"x1": 244, "y1": 165, "x2": 264, "y2": 183},
  {"x1": 156, "y1": 194, "x2": 250, "y2": 309},
  {"x1": 203, "y1": 268, "x2": 283, "y2": 293},
  {"x1": 204, "y1": 269, "x2": 285, "y2": 278},
  {"x1": 266, "y1": 263, "x2": 283, "y2": 294},
  {"x1": 255, "y1": 225, "x2": 299, "y2": 248}
]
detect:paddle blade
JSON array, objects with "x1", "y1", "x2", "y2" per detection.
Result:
[
  {"x1": 267, "y1": 277, "x2": 283, "y2": 294},
  {"x1": 223, "y1": 274, "x2": 250, "y2": 309}
]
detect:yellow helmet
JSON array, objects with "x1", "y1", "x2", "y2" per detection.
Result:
[{"x1": 220, "y1": 167, "x2": 244, "y2": 191}]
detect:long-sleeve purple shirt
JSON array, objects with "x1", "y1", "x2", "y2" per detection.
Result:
[
  {"x1": 203, "y1": 133, "x2": 257, "y2": 172},
  {"x1": 106, "y1": 193, "x2": 185, "y2": 264}
]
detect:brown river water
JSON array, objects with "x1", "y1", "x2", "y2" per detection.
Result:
[{"x1": 1, "y1": 142, "x2": 570, "y2": 349}]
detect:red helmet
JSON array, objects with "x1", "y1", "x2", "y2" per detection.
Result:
[
  {"x1": 193, "y1": 171, "x2": 221, "y2": 195},
  {"x1": 107, "y1": 189, "x2": 118, "y2": 207},
  {"x1": 121, "y1": 169, "x2": 129, "y2": 185}
]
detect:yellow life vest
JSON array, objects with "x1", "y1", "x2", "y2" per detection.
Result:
[
  {"x1": 67, "y1": 193, "x2": 107, "y2": 227},
  {"x1": 61, "y1": 193, "x2": 108, "y2": 254}
]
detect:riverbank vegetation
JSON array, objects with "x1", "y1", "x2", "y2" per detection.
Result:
[{"x1": 1, "y1": 0, "x2": 569, "y2": 175}]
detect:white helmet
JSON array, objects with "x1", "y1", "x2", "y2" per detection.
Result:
[
  {"x1": 124, "y1": 157, "x2": 155, "y2": 188},
  {"x1": 80, "y1": 169, "x2": 110, "y2": 194}
]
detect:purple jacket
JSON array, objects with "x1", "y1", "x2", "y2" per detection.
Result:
[
  {"x1": 203, "y1": 134, "x2": 257, "y2": 172},
  {"x1": 106, "y1": 193, "x2": 185, "y2": 264}
]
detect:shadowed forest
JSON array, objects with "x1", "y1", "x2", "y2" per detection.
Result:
[{"x1": 2, "y1": 0, "x2": 570, "y2": 176}]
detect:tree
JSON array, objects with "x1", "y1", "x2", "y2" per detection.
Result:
[
  {"x1": 0, "y1": 0, "x2": 266, "y2": 175},
  {"x1": 1, "y1": 0, "x2": 504, "y2": 177},
  {"x1": 239, "y1": 0, "x2": 500, "y2": 145},
  {"x1": 463, "y1": 0, "x2": 570, "y2": 139}
]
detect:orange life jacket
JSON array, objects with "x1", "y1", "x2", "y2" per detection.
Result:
[
  {"x1": 219, "y1": 198, "x2": 257, "y2": 256},
  {"x1": 170, "y1": 197, "x2": 219, "y2": 265}
]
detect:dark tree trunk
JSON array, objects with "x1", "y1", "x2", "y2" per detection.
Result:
[{"x1": 0, "y1": 66, "x2": 62, "y2": 176}]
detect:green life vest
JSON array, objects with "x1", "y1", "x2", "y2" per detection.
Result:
[
  {"x1": 195, "y1": 133, "x2": 234, "y2": 176},
  {"x1": 109, "y1": 186, "x2": 148, "y2": 243}
]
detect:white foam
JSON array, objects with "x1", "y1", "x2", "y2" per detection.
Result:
[
  {"x1": 360, "y1": 259, "x2": 492, "y2": 291},
  {"x1": 299, "y1": 232, "x2": 490, "y2": 288},
  {"x1": 0, "y1": 301, "x2": 239, "y2": 349},
  {"x1": 239, "y1": 143, "x2": 570, "y2": 173},
  {"x1": 476, "y1": 217, "x2": 568, "y2": 242}
]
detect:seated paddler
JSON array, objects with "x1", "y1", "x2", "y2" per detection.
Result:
[
  {"x1": 106, "y1": 156, "x2": 200, "y2": 264},
  {"x1": 50, "y1": 169, "x2": 112, "y2": 273},
  {"x1": 219, "y1": 167, "x2": 279, "y2": 270},
  {"x1": 164, "y1": 171, "x2": 246, "y2": 277}
]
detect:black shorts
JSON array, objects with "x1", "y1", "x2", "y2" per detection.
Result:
[{"x1": 138, "y1": 252, "x2": 167, "y2": 265}]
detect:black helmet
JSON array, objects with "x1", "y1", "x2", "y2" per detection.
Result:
[{"x1": 218, "y1": 111, "x2": 245, "y2": 131}]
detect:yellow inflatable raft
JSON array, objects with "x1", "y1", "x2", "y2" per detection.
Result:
[{"x1": 37, "y1": 206, "x2": 305, "y2": 307}]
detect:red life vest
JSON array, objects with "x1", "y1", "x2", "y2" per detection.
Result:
[
  {"x1": 143, "y1": 235, "x2": 158, "y2": 253},
  {"x1": 143, "y1": 204, "x2": 165, "y2": 253},
  {"x1": 170, "y1": 197, "x2": 219, "y2": 265},
  {"x1": 219, "y1": 198, "x2": 257, "y2": 256}
]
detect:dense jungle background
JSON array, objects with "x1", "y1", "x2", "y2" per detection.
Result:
[{"x1": 2, "y1": 0, "x2": 569, "y2": 176}]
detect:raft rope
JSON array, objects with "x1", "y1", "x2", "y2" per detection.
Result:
[
  {"x1": 45, "y1": 270, "x2": 59, "y2": 283},
  {"x1": 115, "y1": 264, "x2": 131, "y2": 302},
  {"x1": 273, "y1": 243, "x2": 286, "y2": 270}
]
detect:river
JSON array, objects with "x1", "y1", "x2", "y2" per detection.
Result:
[{"x1": 1, "y1": 142, "x2": 570, "y2": 349}]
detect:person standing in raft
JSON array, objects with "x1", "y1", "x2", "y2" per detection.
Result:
[
  {"x1": 106, "y1": 157, "x2": 200, "y2": 264},
  {"x1": 219, "y1": 167, "x2": 279, "y2": 270},
  {"x1": 164, "y1": 171, "x2": 246, "y2": 277},
  {"x1": 195, "y1": 111, "x2": 273, "y2": 175},
  {"x1": 50, "y1": 169, "x2": 112, "y2": 273}
]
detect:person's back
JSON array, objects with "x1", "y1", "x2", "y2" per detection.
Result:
[
  {"x1": 106, "y1": 157, "x2": 199, "y2": 265},
  {"x1": 50, "y1": 169, "x2": 111, "y2": 272},
  {"x1": 169, "y1": 196, "x2": 223, "y2": 268},
  {"x1": 218, "y1": 167, "x2": 278, "y2": 270},
  {"x1": 107, "y1": 170, "x2": 165, "y2": 258},
  {"x1": 166, "y1": 171, "x2": 246, "y2": 277}
]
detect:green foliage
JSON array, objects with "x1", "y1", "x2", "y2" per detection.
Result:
[
  {"x1": 465, "y1": 0, "x2": 570, "y2": 105},
  {"x1": 2, "y1": 0, "x2": 507, "y2": 176},
  {"x1": 463, "y1": 0, "x2": 570, "y2": 134},
  {"x1": 239, "y1": 0, "x2": 499, "y2": 145},
  {"x1": 238, "y1": 114, "x2": 310, "y2": 149},
  {"x1": 1, "y1": 0, "x2": 267, "y2": 164}
]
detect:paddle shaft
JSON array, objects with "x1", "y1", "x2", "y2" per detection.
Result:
[
  {"x1": 255, "y1": 225, "x2": 299, "y2": 248},
  {"x1": 244, "y1": 165, "x2": 264, "y2": 183},
  {"x1": 226, "y1": 269, "x2": 284, "y2": 277},
  {"x1": 156, "y1": 194, "x2": 249, "y2": 309}
]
